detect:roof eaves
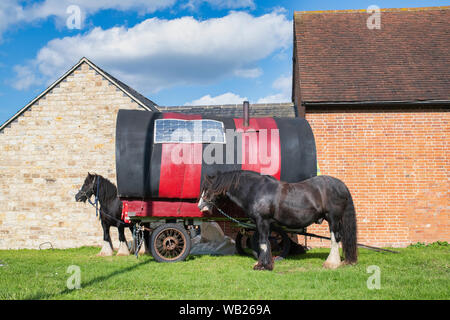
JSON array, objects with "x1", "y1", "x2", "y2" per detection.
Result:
[
  {"x1": 294, "y1": 6, "x2": 450, "y2": 16},
  {"x1": 303, "y1": 99, "x2": 450, "y2": 107}
]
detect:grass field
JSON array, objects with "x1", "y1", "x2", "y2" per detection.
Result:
[{"x1": 0, "y1": 244, "x2": 448, "y2": 300}]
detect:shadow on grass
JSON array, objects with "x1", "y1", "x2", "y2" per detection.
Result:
[
  {"x1": 24, "y1": 258, "x2": 152, "y2": 300},
  {"x1": 284, "y1": 252, "x2": 329, "y2": 261}
]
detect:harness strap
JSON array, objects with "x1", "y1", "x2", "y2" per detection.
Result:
[
  {"x1": 207, "y1": 202, "x2": 254, "y2": 229},
  {"x1": 84, "y1": 175, "x2": 129, "y2": 226}
]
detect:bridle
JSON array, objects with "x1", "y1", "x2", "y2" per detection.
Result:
[
  {"x1": 199, "y1": 189, "x2": 244, "y2": 226},
  {"x1": 78, "y1": 175, "x2": 101, "y2": 218}
]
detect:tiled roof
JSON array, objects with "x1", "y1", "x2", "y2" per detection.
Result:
[
  {"x1": 294, "y1": 6, "x2": 450, "y2": 104},
  {"x1": 157, "y1": 102, "x2": 297, "y2": 118}
]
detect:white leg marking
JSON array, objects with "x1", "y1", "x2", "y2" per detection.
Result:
[
  {"x1": 97, "y1": 240, "x2": 114, "y2": 257},
  {"x1": 260, "y1": 243, "x2": 268, "y2": 253},
  {"x1": 116, "y1": 241, "x2": 130, "y2": 256},
  {"x1": 323, "y1": 232, "x2": 342, "y2": 269}
]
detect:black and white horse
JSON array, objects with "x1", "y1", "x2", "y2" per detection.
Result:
[
  {"x1": 75, "y1": 173, "x2": 148, "y2": 256},
  {"x1": 198, "y1": 171, "x2": 358, "y2": 270}
]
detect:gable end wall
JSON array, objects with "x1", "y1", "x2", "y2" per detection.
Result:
[{"x1": 0, "y1": 62, "x2": 141, "y2": 249}]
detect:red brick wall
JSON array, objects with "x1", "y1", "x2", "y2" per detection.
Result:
[{"x1": 300, "y1": 107, "x2": 449, "y2": 248}]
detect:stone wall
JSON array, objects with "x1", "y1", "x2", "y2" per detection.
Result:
[{"x1": 0, "y1": 62, "x2": 141, "y2": 249}]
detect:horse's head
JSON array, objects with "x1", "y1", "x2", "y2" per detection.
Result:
[
  {"x1": 197, "y1": 174, "x2": 218, "y2": 213},
  {"x1": 198, "y1": 171, "x2": 241, "y2": 213},
  {"x1": 75, "y1": 172, "x2": 97, "y2": 203}
]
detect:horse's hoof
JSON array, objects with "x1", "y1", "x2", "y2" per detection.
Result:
[
  {"x1": 117, "y1": 242, "x2": 130, "y2": 256},
  {"x1": 97, "y1": 251, "x2": 113, "y2": 257},
  {"x1": 322, "y1": 260, "x2": 342, "y2": 269},
  {"x1": 97, "y1": 241, "x2": 114, "y2": 256},
  {"x1": 253, "y1": 262, "x2": 274, "y2": 271},
  {"x1": 253, "y1": 263, "x2": 263, "y2": 270}
]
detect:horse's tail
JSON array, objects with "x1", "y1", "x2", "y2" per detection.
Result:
[{"x1": 341, "y1": 193, "x2": 358, "y2": 265}]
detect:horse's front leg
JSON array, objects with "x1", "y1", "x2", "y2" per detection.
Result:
[
  {"x1": 116, "y1": 224, "x2": 130, "y2": 256},
  {"x1": 97, "y1": 220, "x2": 114, "y2": 256},
  {"x1": 253, "y1": 219, "x2": 274, "y2": 271}
]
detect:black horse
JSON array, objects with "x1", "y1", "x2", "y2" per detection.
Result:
[
  {"x1": 198, "y1": 171, "x2": 357, "y2": 271},
  {"x1": 75, "y1": 173, "x2": 148, "y2": 256}
]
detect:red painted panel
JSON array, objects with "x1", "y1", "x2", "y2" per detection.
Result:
[
  {"x1": 123, "y1": 200, "x2": 205, "y2": 218},
  {"x1": 234, "y1": 118, "x2": 281, "y2": 180},
  {"x1": 158, "y1": 113, "x2": 203, "y2": 199}
]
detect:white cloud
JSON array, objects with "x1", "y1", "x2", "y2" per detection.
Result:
[
  {"x1": 256, "y1": 74, "x2": 291, "y2": 103},
  {"x1": 0, "y1": 0, "x2": 176, "y2": 40},
  {"x1": 185, "y1": 74, "x2": 292, "y2": 106},
  {"x1": 233, "y1": 67, "x2": 262, "y2": 78},
  {"x1": 12, "y1": 65, "x2": 42, "y2": 91},
  {"x1": 0, "y1": 1, "x2": 258, "y2": 40},
  {"x1": 13, "y1": 11, "x2": 292, "y2": 93},
  {"x1": 185, "y1": 92, "x2": 248, "y2": 105},
  {"x1": 184, "y1": 0, "x2": 255, "y2": 10},
  {"x1": 0, "y1": 1, "x2": 24, "y2": 41}
]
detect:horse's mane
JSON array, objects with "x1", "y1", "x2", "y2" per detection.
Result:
[
  {"x1": 95, "y1": 174, "x2": 118, "y2": 203},
  {"x1": 204, "y1": 170, "x2": 253, "y2": 197}
]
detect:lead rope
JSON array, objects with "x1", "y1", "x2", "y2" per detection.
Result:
[
  {"x1": 85, "y1": 176, "x2": 128, "y2": 226},
  {"x1": 207, "y1": 201, "x2": 254, "y2": 229},
  {"x1": 87, "y1": 175, "x2": 101, "y2": 219}
]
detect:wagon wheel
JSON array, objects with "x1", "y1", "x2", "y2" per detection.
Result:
[
  {"x1": 251, "y1": 227, "x2": 291, "y2": 260},
  {"x1": 235, "y1": 229, "x2": 257, "y2": 257},
  {"x1": 150, "y1": 223, "x2": 191, "y2": 263}
]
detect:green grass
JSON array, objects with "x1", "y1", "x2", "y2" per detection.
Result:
[{"x1": 0, "y1": 245, "x2": 448, "y2": 300}]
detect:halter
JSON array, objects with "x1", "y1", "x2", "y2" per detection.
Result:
[{"x1": 77, "y1": 175, "x2": 101, "y2": 219}]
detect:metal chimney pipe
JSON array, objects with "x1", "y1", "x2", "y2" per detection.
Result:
[{"x1": 243, "y1": 101, "x2": 249, "y2": 127}]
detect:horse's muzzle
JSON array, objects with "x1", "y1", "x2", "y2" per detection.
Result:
[
  {"x1": 75, "y1": 192, "x2": 87, "y2": 203},
  {"x1": 197, "y1": 198, "x2": 212, "y2": 213}
]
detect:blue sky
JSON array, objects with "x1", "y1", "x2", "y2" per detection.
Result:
[{"x1": 0, "y1": 0, "x2": 448, "y2": 125}]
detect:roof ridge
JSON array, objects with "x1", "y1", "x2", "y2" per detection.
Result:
[
  {"x1": 80, "y1": 58, "x2": 158, "y2": 111},
  {"x1": 294, "y1": 6, "x2": 450, "y2": 15},
  {"x1": 158, "y1": 102, "x2": 294, "y2": 109}
]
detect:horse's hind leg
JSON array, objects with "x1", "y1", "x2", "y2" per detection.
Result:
[
  {"x1": 116, "y1": 225, "x2": 130, "y2": 256},
  {"x1": 98, "y1": 220, "x2": 114, "y2": 257},
  {"x1": 323, "y1": 231, "x2": 342, "y2": 269},
  {"x1": 137, "y1": 228, "x2": 150, "y2": 255}
]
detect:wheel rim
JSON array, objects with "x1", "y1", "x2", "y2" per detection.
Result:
[
  {"x1": 237, "y1": 232, "x2": 255, "y2": 256},
  {"x1": 252, "y1": 229, "x2": 289, "y2": 257},
  {"x1": 269, "y1": 231, "x2": 285, "y2": 256},
  {"x1": 153, "y1": 228, "x2": 187, "y2": 261}
]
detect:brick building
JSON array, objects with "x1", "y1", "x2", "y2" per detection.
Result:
[
  {"x1": 0, "y1": 6, "x2": 448, "y2": 249},
  {"x1": 294, "y1": 7, "x2": 449, "y2": 247}
]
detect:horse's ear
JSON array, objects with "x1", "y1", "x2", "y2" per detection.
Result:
[{"x1": 88, "y1": 172, "x2": 92, "y2": 177}]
